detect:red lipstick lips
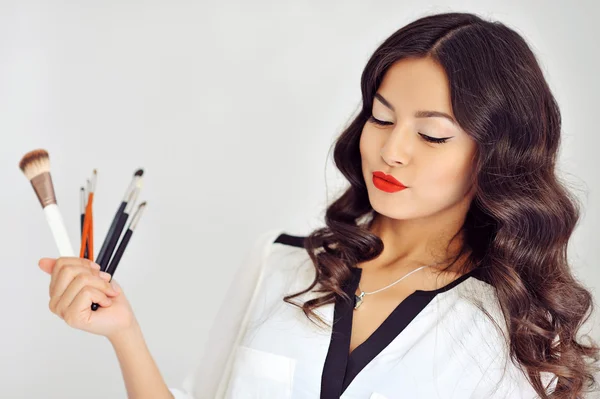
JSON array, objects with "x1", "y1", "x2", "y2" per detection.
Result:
[{"x1": 372, "y1": 171, "x2": 407, "y2": 193}]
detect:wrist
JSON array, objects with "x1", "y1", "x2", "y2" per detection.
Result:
[{"x1": 108, "y1": 321, "x2": 143, "y2": 348}]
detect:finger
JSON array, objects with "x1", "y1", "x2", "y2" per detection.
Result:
[
  {"x1": 63, "y1": 287, "x2": 113, "y2": 327},
  {"x1": 109, "y1": 278, "x2": 122, "y2": 293},
  {"x1": 50, "y1": 257, "x2": 88, "y2": 294},
  {"x1": 89, "y1": 262, "x2": 101, "y2": 277},
  {"x1": 50, "y1": 263, "x2": 94, "y2": 299},
  {"x1": 38, "y1": 258, "x2": 56, "y2": 274},
  {"x1": 50, "y1": 269, "x2": 117, "y2": 314},
  {"x1": 50, "y1": 258, "x2": 100, "y2": 296},
  {"x1": 53, "y1": 273, "x2": 119, "y2": 317}
]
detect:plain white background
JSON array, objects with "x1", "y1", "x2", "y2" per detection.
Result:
[{"x1": 1, "y1": 1, "x2": 598, "y2": 397}]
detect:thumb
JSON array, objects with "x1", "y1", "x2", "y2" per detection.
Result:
[{"x1": 38, "y1": 258, "x2": 56, "y2": 274}]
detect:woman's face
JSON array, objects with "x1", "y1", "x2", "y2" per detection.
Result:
[{"x1": 360, "y1": 57, "x2": 477, "y2": 221}]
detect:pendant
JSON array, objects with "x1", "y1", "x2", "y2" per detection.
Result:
[{"x1": 354, "y1": 291, "x2": 365, "y2": 310}]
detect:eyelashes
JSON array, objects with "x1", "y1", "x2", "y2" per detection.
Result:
[{"x1": 367, "y1": 115, "x2": 450, "y2": 144}]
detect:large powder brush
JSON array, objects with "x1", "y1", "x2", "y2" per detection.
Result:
[{"x1": 19, "y1": 149, "x2": 75, "y2": 256}]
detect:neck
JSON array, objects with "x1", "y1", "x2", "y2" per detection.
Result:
[{"x1": 363, "y1": 209, "x2": 471, "y2": 274}]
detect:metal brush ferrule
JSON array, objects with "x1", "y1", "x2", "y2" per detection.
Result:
[{"x1": 31, "y1": 172, "x2": 57, "y2": 208}]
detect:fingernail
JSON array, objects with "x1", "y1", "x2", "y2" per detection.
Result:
[
  {"x1": 91, "y1": 263, "x2": 101, "y2": 270},
  {"x1": 99, "y1": 272, "x2": 111, "y2": 280}
]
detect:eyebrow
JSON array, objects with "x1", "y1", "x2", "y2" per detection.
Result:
[{"x1": 374, "y1": 93, "x2": 457, "y2": 125}]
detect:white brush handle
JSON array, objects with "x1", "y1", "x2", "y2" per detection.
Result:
[{"x1": 44, "y1": 204, "x2": 75, "y2": 257}]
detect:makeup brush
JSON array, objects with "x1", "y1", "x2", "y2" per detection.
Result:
[
  {"x1": 79, "y1": 171, "x2": 104, "y2": 312},
  {"x1": 88, "y1": 172, "x2": 95, "y2": 261},
  {"x1": 91, "y1": 201, "x2": 147, "y2": 311},
  {"x1": 96, "y1": 169, "x2": 143, "y2": 271},
  {"x1": 80, "y1": 171, "x2": 96, "y2": 261},
  {"x1": 19, "y1": 149, "x2": 75, "y2": 257},
  {"x1": 80, "y1": 187, "x2": 89, "y2": 259},
  {"x1": 80, "y1": 187, "x2": 85, "y2": 235},
  {"x1": 106, "y1": 202, "x2": 146, "y2": 278}
]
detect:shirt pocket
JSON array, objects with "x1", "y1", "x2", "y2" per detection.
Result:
[{"x1": 225, "y1": 345, "x2": 296, "y2": 399}]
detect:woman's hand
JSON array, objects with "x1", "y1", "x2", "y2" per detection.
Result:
[{"x1": 38, "y1": 257, "x2": 138, "y2": 340}]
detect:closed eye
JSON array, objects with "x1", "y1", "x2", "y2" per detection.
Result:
[
  {"x1": 367, "y1": 115, "x2": 451, "y2": 144},
  {"x1": 368, "y1": 115, "x2": 394, "y2": 127},
  {"x1": 418, "y1": 133, "x2": 450, "y2": 144}
]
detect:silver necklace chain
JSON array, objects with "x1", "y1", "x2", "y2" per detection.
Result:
[{"x1": 354, "y1": 262, "x2": 441, "y2": 310}]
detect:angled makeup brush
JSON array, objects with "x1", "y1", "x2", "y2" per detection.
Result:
[
  {"x1": 19, "y1": 149, "x2": 75, "y2": 257},
  {"x1": 96, "y1": 169, "x2": 143, "y2": 271}
]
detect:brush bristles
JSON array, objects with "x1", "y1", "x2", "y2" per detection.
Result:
[
  {"x1": 90, "y1": 169, "x2": 97, "y2": 193},
  {"x1": 19, "y1": 149, "x2": 50, "y2": 180},
  {"x1": 80, "y1": 187, "x2": 86, "y2": 213}
]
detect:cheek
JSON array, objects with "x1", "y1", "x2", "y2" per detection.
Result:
[
  {"x1": 421, "y1": 152, "x2": 474, "y2": 197},
  {"x1": 359, "y1": 127, "x2": 378, "y2": 166}
]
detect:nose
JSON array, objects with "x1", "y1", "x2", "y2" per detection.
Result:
[
  {"x1": 380, "y1": 148, "x2": 402, "y2": 166},
  {"x1": 380, "y1": 128, "x2": 411, "y2": 167}
]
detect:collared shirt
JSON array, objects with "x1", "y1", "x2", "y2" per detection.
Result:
[{"x1": 169, "y1": 229, "x2": 556, "y2": 398}]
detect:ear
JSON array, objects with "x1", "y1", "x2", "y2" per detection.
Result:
[{"x1": 38, "y1": 258, "x2": 57, "y2": 274}]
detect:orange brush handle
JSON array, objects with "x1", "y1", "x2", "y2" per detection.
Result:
[
  {"x1": 89, "y1": 206, "x2": 94, "y2": 262},
  {"x1": 79, "y1": 193, "x2": 94, "y2": 259}
]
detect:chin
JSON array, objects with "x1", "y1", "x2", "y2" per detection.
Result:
[{"x1": 369, "y1": 200, "x2": 415, "y2": 221}]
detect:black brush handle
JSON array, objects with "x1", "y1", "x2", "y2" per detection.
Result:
[
  {"x1": 105, "y1": 229, "x2": 132, "y2": 277},
  {"x1": 91, "y1": 228, "x2": 131, "y2": 312},
  {"x1": 91, "y1": 213, "x2": 128, "y2": 312},
  {"x1": 96, "y1": 202, "x2": 126, "y2": 269},
  {"x1": 80, "y1": 214, "x2": 89, "y2": 259},
  {"x1": 99, "y1": 212, "x2": 128, "y2": 271},
  {"x1": 92, "y1": 203, "x2": 127, "y2": 311},
  {"x1": 80, "y1": 213, "x2": 89, "y2": 259}
]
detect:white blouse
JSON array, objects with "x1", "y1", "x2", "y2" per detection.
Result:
[{"x1": 168, "y1": 229, "x2": 556, "y2": 398}]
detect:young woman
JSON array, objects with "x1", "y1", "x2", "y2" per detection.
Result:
[{"x1": 39, "y1": 11, "x2": 599, "y2": 399}]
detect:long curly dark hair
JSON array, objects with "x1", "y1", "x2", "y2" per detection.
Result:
[{"x1": 282, "y1": 11, "x2": 599, "y2": 398}]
